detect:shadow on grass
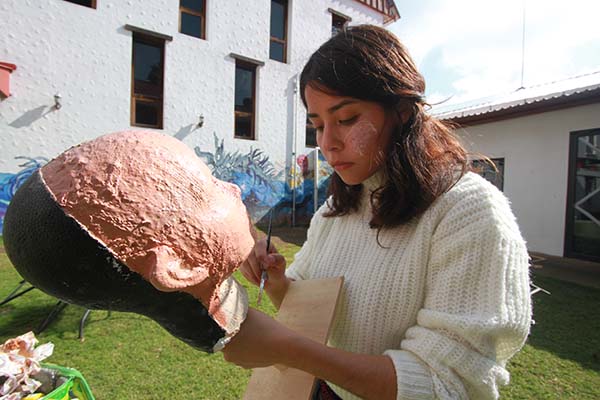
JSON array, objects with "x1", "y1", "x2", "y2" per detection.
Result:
[
  {"x1": 0, "y1": 298, "x2": 137, "y2": 341},
  {"x1": 527, "y1": 275, "x2": 600, "y2": 372},
  {"x1": 255, "y1": 225, "x2": 308, "y2": 247},
  {"x1": 0, "y1": 301, "x2": 66, "y2": 338}
]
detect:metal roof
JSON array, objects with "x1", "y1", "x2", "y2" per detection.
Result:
[
  {"x1": 353, "y1": 0, "x2": 400, "y2": 24},
  {"x1": 432, "y1": 71, "x2": 600, "y2": 125}
]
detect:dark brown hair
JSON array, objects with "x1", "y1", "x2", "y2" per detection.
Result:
[{"x1": 300, "y1": 24, "x2": 469, "y2": 230}]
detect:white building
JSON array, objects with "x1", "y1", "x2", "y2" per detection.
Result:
[
  {"x1": 435, "y1": 72, "x2": 600, "y2": 262},
  {"x1": 0, "y1": 0, "x2": 399, "y2": 230}
]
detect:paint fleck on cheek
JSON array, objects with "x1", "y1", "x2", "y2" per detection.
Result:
[{"x1": 344, "y1": 120, "x2": 378, "y2": 156}]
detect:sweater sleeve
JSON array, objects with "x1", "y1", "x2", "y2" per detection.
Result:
[{"x1": 385, "y1": 189, "x2": 532, "y2": 399}]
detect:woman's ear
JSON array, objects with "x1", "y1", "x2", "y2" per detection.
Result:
[
  {"x1": 393, "y1": 102, "x2": 413, "y2": 125},
  {"x1": 399, "y1": 109, "x2": 412, "y2": 124},
  {"x1": 138, "y1": 245, "x2": 209, "y2": 291}
]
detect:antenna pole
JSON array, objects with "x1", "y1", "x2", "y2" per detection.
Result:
[{"x1": 520, "y1": 0, "x2": 526, "y2": 89}]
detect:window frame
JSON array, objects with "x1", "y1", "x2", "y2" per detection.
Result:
[
  {"x1": 234, "y1": 60, "x2": 257, "y2": 140},
  {"x1": 472, "y1": 157, "x2": 504, "y2": 191},
  {"x1": 130, "y1": 33, "x2": 165, "y2": 130},
  {"x1": 305, "y1": 117, "x2": 318, "y2": 148},
  {"x1": 63, "y1": 0, "x2": 97, "y2": 8},
  {"x1": 329, "y1": 9, "x2": 350, "y2": 36},
  {"x1": 179, "y1": 0, "x2": 207, "y2": 40},
  {"x1": 269, "y1": 0, "x2": 288, "y2": 63}
]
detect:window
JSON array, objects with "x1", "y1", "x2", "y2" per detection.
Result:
[
  {"x1": 472, "y1": 158, "x2": 504, "y2": 191},
  {"x1": 63, "y1": 0, "x2": 96, "y2": 8},
  {"x1": 269, "y1": 0, "x2": 288, "y2": 63},
  {"x1": 234, "y1": 61, "x2": 257, "y2": 140},
  {"x1": 306, "y1": 117, "x2": 317, "y2": 147},
  {"x1": 131, "y1": 34, "x2": 165, "y2": 129},
  {"x1": 331, "y1": 12, "x2": 349, "y2": 36},
  {"x1": 179, "y1": 0, "x2": 206, "y2": 39}
]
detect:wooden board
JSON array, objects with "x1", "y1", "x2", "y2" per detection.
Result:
[{"x1": 243, "y1": 277, "x2": 344, "y2": 400}]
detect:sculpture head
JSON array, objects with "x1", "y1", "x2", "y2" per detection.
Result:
[{"x1": 3, "y1": 130, "x2": 255, "y2": 352}]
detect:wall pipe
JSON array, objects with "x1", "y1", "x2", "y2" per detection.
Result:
[{"x1": 291, "y1": 76, "x2": 299, "y2": 227}]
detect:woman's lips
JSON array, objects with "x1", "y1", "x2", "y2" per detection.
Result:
[{"x1": 332, "y1": 162, "x2": 353, "y2": 171}]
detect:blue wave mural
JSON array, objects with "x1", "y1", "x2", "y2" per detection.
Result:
[
  {"x1": 0, "y1": 157, "x2": 48, "y2": 235},
  {"x1": 195, "y1": 134, "x2": 332, "y2": 226}
]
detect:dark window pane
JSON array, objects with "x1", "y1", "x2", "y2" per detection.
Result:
[
  {"x1": 472, "y1": 158, "x2": 504, "y2": 191},
  {"x1": 235, "y1": 67, "x2": 253, "y2": 111},
  {"x1": 64, "y1": 0, "x2": 93, "y2": 7},
  {"x1": 270, "y1": 41, "x2": 285, "y2": 62},
  {"x1": 133, "y1": 41, "x2": 162, "y2": 84},
  {"x1": 306, "y1": 117, "x2": 317, "y2": 147},
  {"x1": 135, "y1": 100, "x2": 159, "y2": 126},
  {"x1": 332, "y1": 14, "x2": 346, "y2": 36},
  {"x1": 181, "y1": 12, "x2": 203, "y2": 38},
  {"x1": 181, "y1": 0, "x2": 203, "y2": 13},
  {"x1": 306, "y1": 127, "x2": 317, "y2": 147},
  {"x1": 270, "y1": 0, "x2": 286, "y2": 40},
  {"x1": 235, "y1": 114, "x2": 252, "y2": 139}
]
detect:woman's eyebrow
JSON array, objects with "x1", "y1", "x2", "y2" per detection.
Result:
[{"x1": 307, "y1": 99, "x2": 358, "y2": 118}]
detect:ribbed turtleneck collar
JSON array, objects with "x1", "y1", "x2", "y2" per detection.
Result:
[{"x1": 360, "y1": 169, "x2": 386, "y2": 202}]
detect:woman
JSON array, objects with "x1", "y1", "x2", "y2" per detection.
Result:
[{"x1": 223, "y1": 25, "x2": 531, "y2": 400}]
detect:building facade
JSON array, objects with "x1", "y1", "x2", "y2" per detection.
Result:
[
  {"x1": 0, "y1": 0, "x2": 399, "y2": 231},
  {"x1": 436, "y1": 73, "x2": 600, "y2": 262}
]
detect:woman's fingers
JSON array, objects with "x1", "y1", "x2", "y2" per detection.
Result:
[
  {"x1": 245, "y1": 251, "x2": 262, "y2": 284},
  {"x1": 241, "y1": 238, "x2": 283, "y2": 286}
]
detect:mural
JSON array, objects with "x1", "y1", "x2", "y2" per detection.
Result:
[
  {"x1": 195, "y1": 134, "x2": 286, "y2": 219},
  {"x1": 0, "y1": 157, "x2": 48, "y2": 235},
  {"x1": 195, "y1": 133, "x2": 332, "y2": 226},
  {"x1": 0, "y1": 136, "x2": 332, "y2": 235}
]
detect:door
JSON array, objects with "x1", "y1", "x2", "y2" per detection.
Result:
[{"x1": 565, "y1": 128, "x2": 600, "y2": 262}]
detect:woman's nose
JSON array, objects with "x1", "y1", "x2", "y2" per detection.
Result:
[{"x1": 317, "y1": 125, "x2": 343, "y2": 152}]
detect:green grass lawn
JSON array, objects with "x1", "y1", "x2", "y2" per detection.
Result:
[{"x1": 1, "y1": 236, "x2": 599, "y2": 399}]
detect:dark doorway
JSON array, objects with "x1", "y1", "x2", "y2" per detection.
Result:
[{"x1": 565, "y1": 128, "x2": 600, "y2": 262}]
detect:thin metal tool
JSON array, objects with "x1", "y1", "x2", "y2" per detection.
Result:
[{"x1": 257, "y1": 209, "x2": 273, "y2": 306}]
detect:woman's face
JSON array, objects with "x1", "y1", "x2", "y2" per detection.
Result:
[{"x1": 305, "y1": 85, "x2": 397, "y2": 185}]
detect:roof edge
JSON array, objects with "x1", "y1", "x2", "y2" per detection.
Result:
[{"x1": 441, "y1": 88, "x2": 600, "y2": 126}]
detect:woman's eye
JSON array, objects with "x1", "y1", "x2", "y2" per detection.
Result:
[{"x1": 338, "y1": 116, "x2": 358, "y2": 125}]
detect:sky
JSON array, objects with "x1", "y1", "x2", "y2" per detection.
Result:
[{"x1": 387, "y1": 0, "x2": 600, "y2": 108}]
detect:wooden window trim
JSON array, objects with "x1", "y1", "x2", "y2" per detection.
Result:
[
  {"x1": 179, "y1": 0, "x2": 207, "y2": 40},
  {"x1": 330, "y1": 10, "x2": 349, "y2": 36},
  {"x1": 269, "y1": 0, "x2": 288, "y2": 63},
  {"x1": 131, "y1": 33, "x2": 165, "y2": 129},
  {"x1": 124, "y1": 25, "x2": 173, "y2": 42},
  {"x1": 328, "y1": 8, "x2": 352, "y2": 22},
  {"x1": 229, "y1": 53, "x2": 265, "y2": 67},
  {"x1": 234, "y1": 61, "x2": 257, "y2": 140},
  {"x1": 63, "y1": 0, "x2": 97, "y2": 9}
]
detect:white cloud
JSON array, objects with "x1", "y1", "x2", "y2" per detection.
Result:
[{"x1": 388, "y1": 0, "x2": 600, "y2": 106}]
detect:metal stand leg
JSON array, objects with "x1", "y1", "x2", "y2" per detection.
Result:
[
  {"x1": 79, "y1": 309, "x2": 92, "y2": 341},
  {"x1": 36, "y1": 301, "x2": 68, "y2": 334},
  {"x1": 0, "y1": 280, "x2": 35, "y2": 306}
]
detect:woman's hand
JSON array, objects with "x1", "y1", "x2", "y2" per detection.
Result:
[
  {"x1": 222, "y1": 308, "x2": 296, "y2": 369},
  {"x1": 222, "y1": 309, "x2": 398, "y2": 400},
  {"x1": 239, "y1": 237, "x2": 290, "y2": 308}
]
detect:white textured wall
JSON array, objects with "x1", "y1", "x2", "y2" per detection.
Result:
[
  {"x1": 456, "y1": 103, "x2": 600, "y2": 256},
  {"x1": 0, "y1": 0, "x2": 383, "y2": 173}
]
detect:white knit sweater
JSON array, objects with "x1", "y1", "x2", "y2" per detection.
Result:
[{"x1": 286, "y1": 172, "x2": 531, "y2": 400}]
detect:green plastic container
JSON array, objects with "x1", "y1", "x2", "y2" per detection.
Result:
[{"x1": 39, "y1": 364, "x2": 95, "y2": 400}]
